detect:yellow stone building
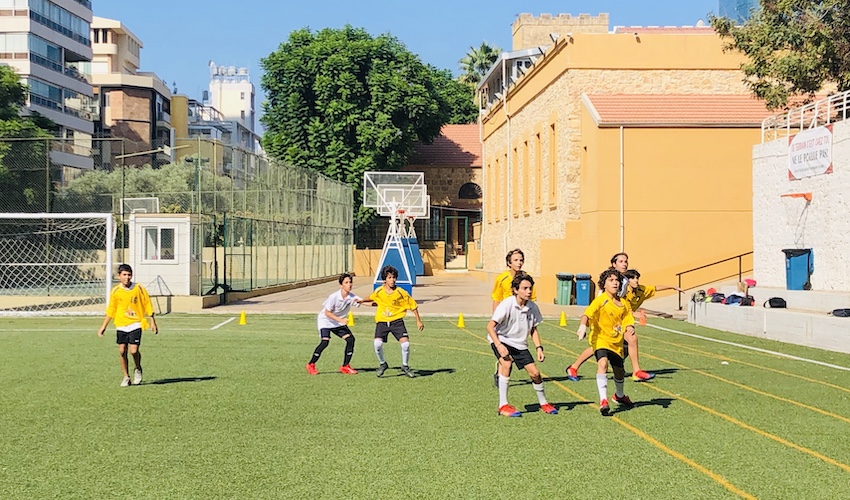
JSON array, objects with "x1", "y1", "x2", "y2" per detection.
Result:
[{"x1": 479, "y1": 14, "x2": 772, "y2": 303}]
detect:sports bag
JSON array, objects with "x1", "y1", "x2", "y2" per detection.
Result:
[
  {"x1": 763, "y1": 297, "x2": 787, "y2": 308},
  {"x1": 710, "y1": 293, "x2": 725, "y2": 303},
  {"x1": 829, "y1": 308, "x2": 850, "y2": 317},
  {"x1": 740, "y1": 295, "x2": 755, "y2": 306}
]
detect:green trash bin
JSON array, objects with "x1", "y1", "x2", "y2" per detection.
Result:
[{"x1": 555, "y1": 273, "x2": 575, "y2": 305}]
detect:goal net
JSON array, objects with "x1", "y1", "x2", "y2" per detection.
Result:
[{"x1": 0, "y1": 213, "x2": 114, "y2": 315}]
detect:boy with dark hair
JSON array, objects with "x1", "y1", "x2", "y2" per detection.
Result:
[
  {"x1": 306, "y1": 273, "x2": 363, "y2": 375},
  {"x1": 361, "y1": 265, "x2": 424, "y2": 378},
  {"x1": 97, "y1": 264, "x2": 158, "y2": 387},
  {"x1": 576, "y1": 268, "x2": 635, "y2": 415},
  {"x1": 490, "y1": 248, "x2": 536, "y2": 387},
  {"x1": 489, "y1": 274, "x2": 558, "y2": 417},
  {"x1": 624, "y1": 269, "x2": 683, "y2": 311}
]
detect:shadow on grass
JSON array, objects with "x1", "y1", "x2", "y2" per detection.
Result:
[
  {"x1": 146, "y1": 376, "x2": 217, "y2": 385},
  {"x1": 524, "y1": 401, "x2": 592, "y2": 413},
  {"x1": 611, "y1": 397, "x2": 675, "y2": 415},
  {"x1": 355, "y1": 366, "x2": 456, "y2": 378}
]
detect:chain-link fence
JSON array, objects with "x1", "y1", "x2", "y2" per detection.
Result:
[{"x1": 0, "y1": 137, "x2": 354, "y2": 302}]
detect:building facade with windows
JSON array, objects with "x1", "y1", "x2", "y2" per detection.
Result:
[
  {"x1": 0, "y1": 0, "x2": 95, "y2": 171},
  {"x1": 87, "y1": 16, "x2": 171, "y2": 168}
]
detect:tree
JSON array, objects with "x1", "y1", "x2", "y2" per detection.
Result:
[
  {"x1": 458, "y1": 42, "x2": 502, "y2": 86},
  {"x1": 260, "y1": 26, "x2": 469, "y2": 223},
  {"x1": 0, "y1": 65, "x2": 56, "y2": 212},
  {"x1": 710, "y1": 0, "x2": 850, "y2": 109},
  {"x1": 432, "y1": 68, "x2": 478, "y2": 124}
]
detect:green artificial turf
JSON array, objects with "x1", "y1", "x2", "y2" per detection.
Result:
[{"x1": 1, "y1": 315, "x2": 849, "y2": 499}]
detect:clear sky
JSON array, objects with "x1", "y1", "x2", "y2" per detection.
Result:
[{"x1": 95, "y1": 0, "x2": 719, "y2": 119}]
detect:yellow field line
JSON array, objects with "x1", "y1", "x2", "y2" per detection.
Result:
[
  {"x1": 642, "y1": 336, "x2": 850, "y2": 395},
  {"x1": 450, "y1": 320, "x2": 756, "y2": 498}
]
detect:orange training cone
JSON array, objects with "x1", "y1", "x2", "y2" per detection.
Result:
[
  {"x1": 239, "y1": 310, "x2": 247, "y2": 325},
  {"x1": 457, "y1": 313, "x2": 465, "y2": 328},
  {"x1": 559, "y1": 311, "x2": 567, "y2": 327},
  {"x1": 638, "y1": 309, "x2": 647, "y2": 326},
  {"x1": 348, "y1": 311, "x2": 355, "y2": 326}
]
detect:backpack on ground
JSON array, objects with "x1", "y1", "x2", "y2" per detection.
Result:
[
  {"x1": 763, "y1": 297, "x2": 787, "y2": 308},
  {"x1": 692, "y1": 290, "x2": 707, "y2": 303},
  {"x1": 740, "y1": 295, "x2": 755, "y2": 306},
  {"x1": 710, "y1": 293, "x2": 725, "y2": 303},
  {"x1": 723, "y1": 294, "x2": 743, "y2": 305},
  {"x1": 829, "y1": 308, "x2": 850, "y2": 317}
]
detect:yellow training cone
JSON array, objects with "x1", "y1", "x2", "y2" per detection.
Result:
[
  {"x1": 456, "y1": 313, "x2": 465, "y2": 328},
  {"x1": 559, "y1": 311, "x2": 567, "y2": 327},
  {"x1": 239, "y1": 310, "x2": 247, "y2": 325},
  {"x1": 348, "y1": 311, "x2": 355, "y2": 326}
]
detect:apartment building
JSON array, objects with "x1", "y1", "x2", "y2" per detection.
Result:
[{"x1": 0, "y1": 0, "x2": 95, "y2": 170}]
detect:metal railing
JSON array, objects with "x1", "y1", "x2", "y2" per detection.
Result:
[
  {"x1": 676, "y1": 251, "x2": 753, "y2": 310},
  {"x1": 762, "y1": 90, "x2": 850, "y2": 143}
]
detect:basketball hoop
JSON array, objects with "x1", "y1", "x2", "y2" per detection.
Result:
[{"x1": 780, "y1": 192, "x2": 812, "y2": 225}]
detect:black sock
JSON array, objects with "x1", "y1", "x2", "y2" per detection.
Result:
[
  {"x1": 343, "y1": 335, "x2": 355, "y2": 366},
  {"x1": 310, "y1": 339, "x2": 329, "y2": 364}
]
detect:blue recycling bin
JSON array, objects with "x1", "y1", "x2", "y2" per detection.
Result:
[
  {"x1": 555, "y1": 273, "x2": 574, "y2": 305},
  {"x1": 575, "y1": 273, "x2": 594, "y2": 306},
  {"x1": 782, "y1": 248, "x2": 813, "y2": 290}
]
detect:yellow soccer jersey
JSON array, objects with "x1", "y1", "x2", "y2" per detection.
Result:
[
  {"x1": 626, "y1": 285, "x2": 656, "y2": 311},
  {"x1": 583, "y1": 293, "x2": 635, "y2": 358},
  {"x1": 369, "y1": 286, "x2": 418, "y2": 323},
  {"x1": 491, "y1": 270, "x2": 537, "y2": 302},
  {"x1": 106, "y1": 283, "x2": 154, "y2": 330}
]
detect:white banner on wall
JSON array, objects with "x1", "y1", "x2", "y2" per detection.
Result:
[{"x1": 788, "y1": 124, "x2": 833, "y2": 180}]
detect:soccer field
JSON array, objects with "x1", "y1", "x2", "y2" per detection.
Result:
[{"x1": 2, "y1": 314, "x2": 849, "y2": 499}]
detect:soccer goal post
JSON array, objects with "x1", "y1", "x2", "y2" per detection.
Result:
[{"x1": 0, "y1": 213, "x2": 114, "y2": 315}]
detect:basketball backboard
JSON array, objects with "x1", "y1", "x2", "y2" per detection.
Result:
[{"x1": 363, "y1": 172, "x2": 427, "y2": 217}]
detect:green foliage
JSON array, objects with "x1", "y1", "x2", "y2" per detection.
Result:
[
  {"x1": 260, "y1": 26, "x2": 473, "y2": 225},
  {"x1": 431, "y1": 67, "x2": 478, "y2": 125},
  {"x1": 458, "y1": 41, "x2": 502, "y2": 86},
  {"x1": 711, "y1": 0, "x2": 850, "y2": 109}
]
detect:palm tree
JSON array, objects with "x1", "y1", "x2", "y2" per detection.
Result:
[{"x1": 458, "y1": 42, "x2": 501, "y2": 86}]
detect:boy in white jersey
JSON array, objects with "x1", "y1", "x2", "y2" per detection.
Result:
[
  {"x1": 306, "y1": 273, "x2": 363, "y2": 375},
  {"x1": 488, "y1": 274, "x2": 558, "y2": 417},
  {"x1": 97, "y1": 264, "x2": 158, "y2": 387}
]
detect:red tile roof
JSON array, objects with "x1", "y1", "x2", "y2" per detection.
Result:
[
  {"x1": 409, "y1": 124, "x2": 482, "y2": 167},
  {"x1": 583, "y1": 94, "x2": 775, "y2": 127}
]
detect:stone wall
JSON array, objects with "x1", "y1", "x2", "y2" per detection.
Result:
[
  {"x1": 512, "y1": 13, "x2": 609, "y2": 50},
  {"x1": 404, "y1": 164, "x2": 482, "y2": 208}
]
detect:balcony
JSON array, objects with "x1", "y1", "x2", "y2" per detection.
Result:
[{"x1": 156, "y1": 110, "x2": 171, "y2": 129}]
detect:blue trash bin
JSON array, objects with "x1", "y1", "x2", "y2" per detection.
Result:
[
  {"x1": 782, "y1": 248, "x2": 813, "y2": 290},
  {"x1": 575, "y1": 274, "x2": 594, "y2": 306}
]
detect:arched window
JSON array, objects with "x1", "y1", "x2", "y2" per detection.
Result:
[{"x1": 458, "y1": 182, "x2": 482, "y2": 199}]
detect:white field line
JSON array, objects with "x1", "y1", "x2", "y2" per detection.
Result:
[
  {"x1": 211, "y1": 317, "x2": 236, "y2": 330},
  {"x1": 646, "y1": 323, "x2": 850, "y2": 372}
]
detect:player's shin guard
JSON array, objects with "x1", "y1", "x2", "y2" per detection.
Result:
[
  {"x1": 400, "y1": 341, "x2": 410, "y2": 366},
  {"x1": 596, "y1": 374, "x2": 608, "y2": 402},
  {"x1": 614, "y1": 378, "x2": 625, "y2": 398},
  {"x1": 498, "y1": 374, "x2": 510, "y2": 407},
  {"x1": 373, "y1": 338, "x2": 386, "y2": 364},
  {"x1": 532, "y1": 382, "x2": 548, "y2": 405},
  {"x1": 343, "y1": 335, "x2": 355, "y2": 366},
  {"x1": 310, "y1": 339, "x2": 329, "y2": 364}
]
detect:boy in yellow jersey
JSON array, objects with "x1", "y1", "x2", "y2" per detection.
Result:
[
  {"x1": 361, "y1": 265, "x2": 424, "y2": 378},
  {"x1": 97, "y1": 264, "x2": 158, "y2": 387},
  {"x1": 491, "y1": 248, "x2": 536, "y2": 387},
  {"x1": 624, "y1": 269, "x2": 683, "y2": 311},
  {"x1": 576, "y1": 268, "x2": 635, "y2": 416}
]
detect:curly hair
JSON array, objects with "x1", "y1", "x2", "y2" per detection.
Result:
[
  {"x1": 511, "y1": 272, "x2": 534, "y2": 292},
  {"x1": 598, "y1": 268, "x2": 624, "y2": 291}
]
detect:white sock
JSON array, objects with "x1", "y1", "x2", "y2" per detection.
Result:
[
  {"x1": 596, "y1": 374, "x2": 608, "y2": 402},
  {"x1": 532, "y1": 382, "x2": 548, "y2": 405},
  {"x1": 400, "y1": 341, "x2": 410, "y2": 366},
  {"x1": 374, "y1": 338, "x2": 386, "y2": 364},
  {"x1": 498, "y1": 374, "x2": 510, "y2": 407},
  {"x1": 614, "y1": 378, "x2": 625, "y2": 398}
]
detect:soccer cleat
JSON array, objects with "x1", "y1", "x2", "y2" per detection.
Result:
[
  {"x1": 540, "y1": 403, "x2": 559, "y2": 415},
  {"x1": 133, "y1": 368, "x2": 143, "y2": 385},
  {"x1": 599, "y1": 399, "x2": 610, "y2": 416},
  {"x1": 120, "y1": 376, "x2": 131, "y2": 387},
  {"x1": 401, "y1": 365, "x2": 416, "y2": 378},
  {"x1": 376, "y1": 362, "x2": 389, "y2": 378},
  {"x1": 498, "y1": 404, "x2": 522, "y2": 417},
  {"x1": 339, "y1": 365, "x2": 358, "y2": 375},
  {"x1": 566, "y1": 366, "x2": 579, "y2": 382},
  {"x1": 632, "y1": 370, "x2": 656, "y2": 382},
  {"x1": 612, "y1": 394, "x2": 634, "y2": 407},
  {"x1": 306, "y1": 363, "x2": 318, "y2": 375}
]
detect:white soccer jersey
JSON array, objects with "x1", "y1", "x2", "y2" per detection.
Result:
[
  {"x1": 489, "y1": 296, "x2": 543, "y2": 350},
  {"x1": 317, "y1": 290, "x2": 361, "y2": 329}
]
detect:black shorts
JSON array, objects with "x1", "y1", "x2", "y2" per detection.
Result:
[
  {"x1": 116, "y1": 328, "x2": 142, "y2": 345},
  {"x1": 491, "y1": 343, "x2": 535, "y2": 369},
  {"x1": 594, "y1": 348, "x2": 624, "y2": 368},
  {"x1": 319, "y1": 326, "x2": 352, "y2": 339},
  {"x1": 375, "y1": 319, "x2": 409, "y2": 341}
]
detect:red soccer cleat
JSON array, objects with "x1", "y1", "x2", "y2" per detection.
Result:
[
  {"x1": 566, "y1": 366, "x2": 579, "y2": 382},
  {"x1": 339, "y1": 365, "x2": 358, "y2": 375},
  {"x1": 306, "y1": 363, "x2": 318, "y2": 375},
  {"x1": 498, "y1": 404, "x2": 522, "y2": 417},
  {"x1": 632, "y1": 370, "x2": 656, "y2": 382},
  {"x1": 612, "y1": 393, "x2": 634, "y2": 407},
  {"x1": 599, "y1": 399, "x2": 610, "y2": 416},
  {"x1": 540, "y1": 403, "x2": 559, "y2": 415}
]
